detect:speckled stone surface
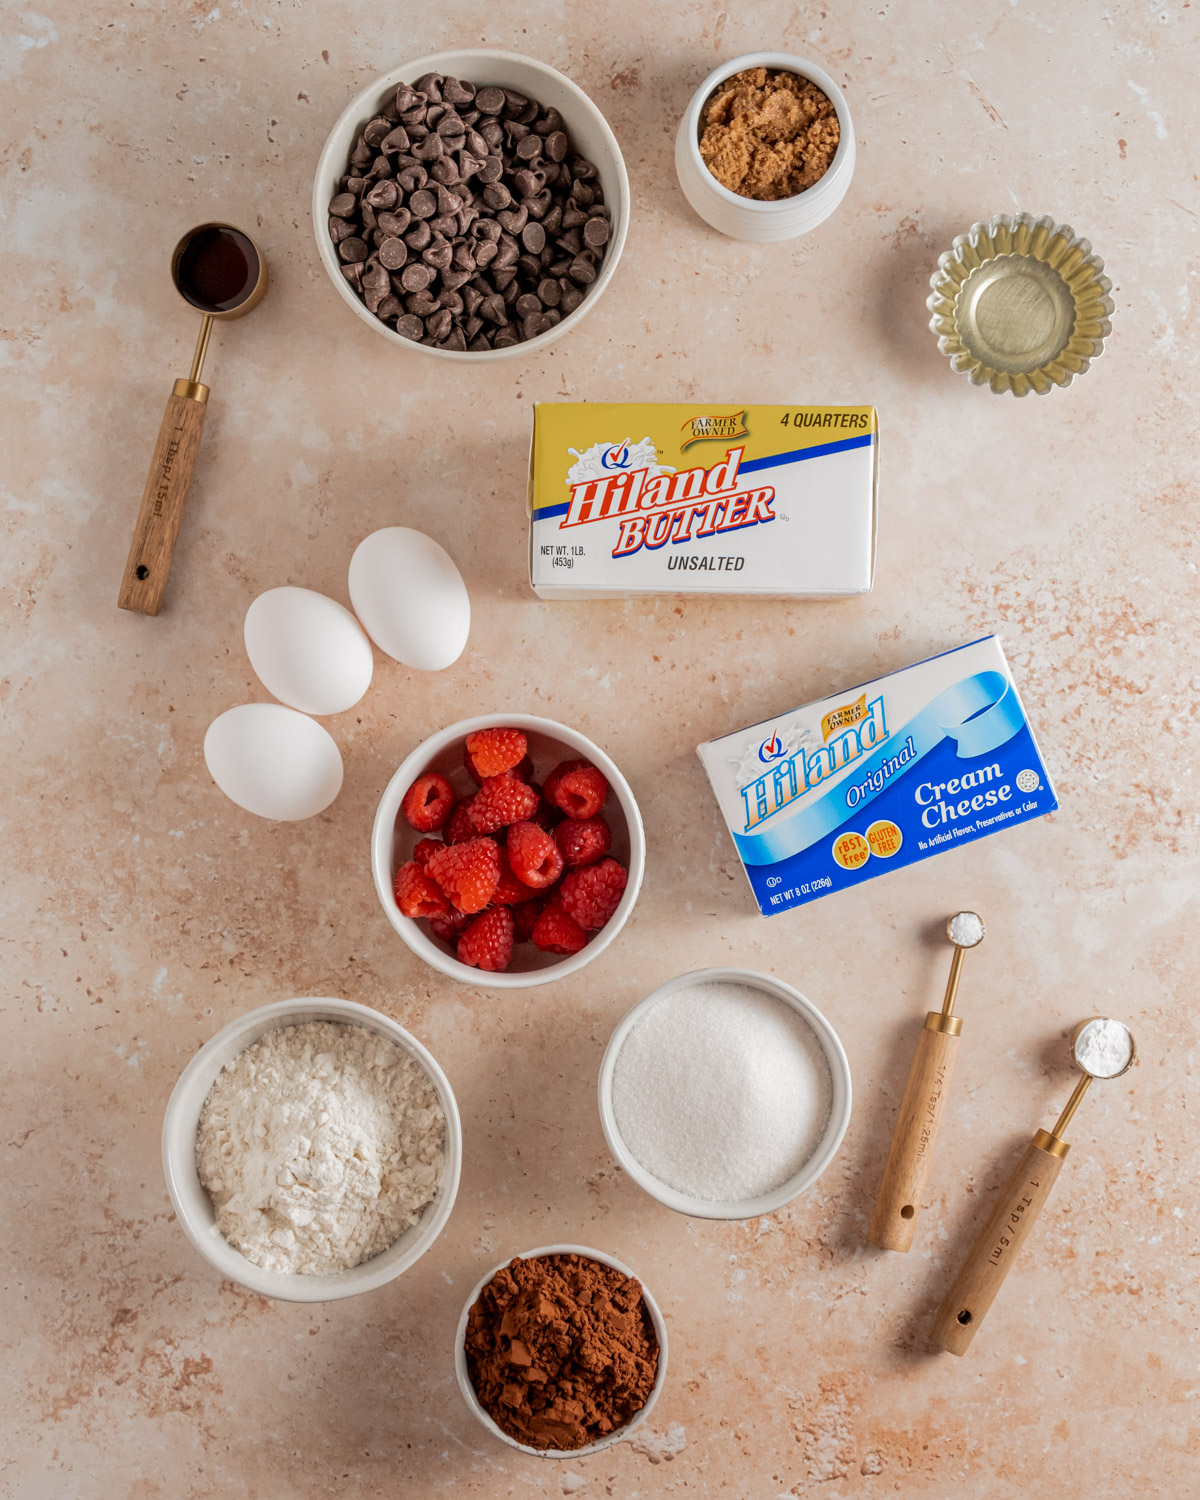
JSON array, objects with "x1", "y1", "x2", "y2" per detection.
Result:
[{"x1": 3, "y1": 3, "x2": 1198, "y2": 1496}]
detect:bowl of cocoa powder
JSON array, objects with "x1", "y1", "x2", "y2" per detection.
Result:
[
  {"x1": 314, "y1": 50, "x2": 629, "y2": 358},
  {"x1": 675, "y1": 52, "x2": 855, "y2": 241},
  {"x1": 454, "y1": 1245, "x2": 667, "y2": 1456}
]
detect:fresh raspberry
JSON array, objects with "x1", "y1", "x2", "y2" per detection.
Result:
[
  {"x1": 531, "y1": 903, "x2": 588, "y2": 955},
  {"x1": 512, "y1": 894, "x2": 546, "y2": 944},
  {"x1": 560, "y1": 858, "x2": 627, "y2": 930},
  {"x1": 551, "y1": 765, "x2": 608, "y2": 820},
  {"x1": 393, "y1": 861, "x2": 450, "y2": 919},
  {"x1": 443, "y1": 797, "x2": 478, "y2": 845},
  {"x1": 542, "y1": 758, "x2": 590, "y2": 808},
  {"x1": 464, "y1": 727, "x2": 528, "y2": 779},
  {"x1": 401, "y1": 771, "x2": 455, "y2": 831},
  {"x1": 457, "y1": 906, "x2": 514, "y2": 972},
  {"x1": 507, "y1": 820, "x2": 565, "y2": 889},
  {"x1": 424, "y1": 838, "x2": 501, "y2": 914},
  {"x1": 413, "y1": 837, "x2": 442, "y2": 867},
  {"x1": 491, "y1": 851, "x2": 536, "y2": 906},
  {"x1": 554, "y1": 814, "x2": 612, "y2": 868},
  {"x1": 470, "y1": 775, "x2": 539, "y2": 834},
  {"x1": 464, "y1": 743, "x2": 534, "y2": 785},
  {"x1": 428, "y1": 906, "x2": 473, "y2": 943}
]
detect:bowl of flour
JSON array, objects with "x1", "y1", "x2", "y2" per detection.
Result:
[
  {"x1": 597, "y1": 968, "x2": 852, "y2": 1220},
  {"x1": 163, "y1": 998, "x2": 461, "y2": 1301}
]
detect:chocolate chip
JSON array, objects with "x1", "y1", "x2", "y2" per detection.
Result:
[
  {"x1": 521, "y1": 220, "x2": 547, "y2": 254},
  {"x1": 482, "y1": 181, "x2": 511, "y2": 210},
  {"x1": 423, "y1": 241, "x2": 454, "y2": 271},
  {"x1": 560, "y1": 281, "x2": 584, "y2": 312},
  {"x1": 341, "y1": 263, "x2": 364, "y2": 288},
  {"x1": 378, "y1": 237, "x2": 408, "y2": 270},
  {"x1": 362, "y1": 261, "x2": 390, "y2": 291},
  {"x1": 338, "y1": 236, "x2": 369, "y2": 263},
  {"x1": 583, "y1": 216, "x2": 609, "y2": 248},
  {"x1": 328, "y1": 215, "x2": 356, "y2": 243},
  {"x1": 440, "y1": 326, "x2": 468, "y2": 351},
  {"x1": 479, "y1": 119, "x2": 504, "y2": 149},
  {"x1": 515, "y1": 134, "x2": 542, "y2": 162},
  {"x1": 397, "y1": 164, "x2": 427, "y2": 193},
  {"x1": 414, "y1": 72, "x2": 444, "y2": 101},
  {"x1": 330, "y1": 192, "x2": 359, "y2": 218},
  {"x1": 376, "y1": 293, "x2": 404, "y2": 319},
  {"x1": 537, "y1": 276, "x2": 562, "y2": 307},
  {"x1": 475, "y1": 86, "x2": 505, "y2": 115},
  {"x1": 407, "y1": 289, "x2": 439, "y2": 316},
  {"x1": 502, "y1": 89, "x2": 529, "y2": 118},
  {"x1": 409, "y1": 189, "x2": 437, "y2": 219},
  {"x1": 404, "y1": 220, "x2": 433, "y2": 252},
  {"x1": 493, "y1": 327, "x2": 519, "y2": 348},
  {"x1": 363, "y1": 117, "x2": 392, "y2": 146},
  {"x1": 412, "y1": 133, "x2": 444, "y2": 162},
  {"x1": 498, "y1": 205, "x2": 528, "y2": 235},
  {"x1": 437, "y1": 111, "x2": 466, "y2": 139},
  {"x1": 443, "y1": 76, "x2": 476, "y2": 105},
  {"x1": 400, "y1": 261, "x2": 435, "y2": 292},
  {"x1": 516, "y1": 292, "x2": 542, "y2": 319},
  {"x1": 380, "y1": 126, "x2": 410, "y2": 155},
  {"x1": 395, "y1": 84, "x2": 420, "y2": 112},
  {"x1": 365, "y1": 179, "x2": 400, "y2": 210}
]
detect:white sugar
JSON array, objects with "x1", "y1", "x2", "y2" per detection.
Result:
[{"x1": 611, "y1": 981, "x2": 833, "y2": 1203}]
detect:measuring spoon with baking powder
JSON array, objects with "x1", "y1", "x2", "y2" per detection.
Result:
[
  {"x1": 931, "y1": 1016, "x2": 1137, "y2": 1355},
  {"x1": 118, "y1": 222, "x2": 268, "y2": 616}
]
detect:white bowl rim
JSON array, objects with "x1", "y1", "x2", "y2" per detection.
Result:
[
  {"x1": 370, "y1": 713, "x2": 646, "y2": 990},
  {"x1": 312, "y1": 48, "x2": 630, "y2": 361},
  {"x1": 162, "y1": 996, "x2": 462, "y2": 1302},
  {"x1": 597, "y1": 967, "x2": 853, "y2": 1220},
  {"x1": 453, "y1": 1242, "x2": 668, "y2": 1458},
  {"x1": 680, "y1": 51, "x2": 854, "y2": 213}
]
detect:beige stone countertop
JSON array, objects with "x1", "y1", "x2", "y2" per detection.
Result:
[{"x1": 3, "y1": 2, "x2": 1198, "y2": 1496}]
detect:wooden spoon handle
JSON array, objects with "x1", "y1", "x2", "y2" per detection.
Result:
[
  {"x1": 869, "y1": 1015, "x2": 961, "y2": 1252},
  {"x1": 118, "y1": 380, "x2": 208, "y2": 615},
  {"x1": 930, "y1": 1131, "x2": 1066, "y2": 1355}
]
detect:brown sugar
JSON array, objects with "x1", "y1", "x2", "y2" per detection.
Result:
[
  {"x1": 463, "y1": 1252, "x2": 659, "y2": 1451},
  {"x1": 699, "y1": 67, "x2": 841, "y2": 201}
]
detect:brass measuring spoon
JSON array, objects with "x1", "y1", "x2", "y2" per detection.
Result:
[
  {"x1": 931, "y1": 1016, "x2": 1137, "y2": 1355},
  {"x1": 118, "y1": 223, "x2": 268, "y2": 616},
  {"x1": 869, "y1": 911, "x2": 985, "y2": 1252}
]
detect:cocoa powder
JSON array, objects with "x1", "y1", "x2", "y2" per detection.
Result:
[
  {"x1": 699, "y1": 67, "x2": 840, "y2": 201},
  {"x1": 463, "y1": 1252, "x2": 659, "y2": 1451}
]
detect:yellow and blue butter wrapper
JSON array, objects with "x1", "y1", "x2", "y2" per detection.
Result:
[
  {"x1": 697, "y1": 637, "x2": 1058, "y2": 915},
  {"x1": 528, "y1": 403, "x2": 877, "y2": 598}
]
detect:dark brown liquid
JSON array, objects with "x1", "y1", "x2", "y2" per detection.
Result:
[{"x1": 176, "y1": 226, "x2": 258, "y2": 313}]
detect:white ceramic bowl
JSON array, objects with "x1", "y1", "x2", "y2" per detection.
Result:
[
  {"x1": 162, "y1": 997, "x2": 462, "y2": 1302},
  {"x1": 371, "y1": 715, "x2": 645, "y2": 989},
  {"x1": 598, "y1": 967, "x2": 852, "y2": 1219},
  {"x1": 453, "y1": 1243, "x2": 668, "y2": 1457},
  {"x1": 313, "y1": 49, "x2": 629, "y2": 360},
  {"x1": 675, "y1": 52, "x2": 855, "y2": 241}
]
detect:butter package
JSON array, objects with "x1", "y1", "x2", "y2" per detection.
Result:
[
  {"x1": 528, "y1": 403, "x2": 877, "y2": 599},
  {"x1": 697, "y1": 637, "x2": 1058, "y2": 915}
]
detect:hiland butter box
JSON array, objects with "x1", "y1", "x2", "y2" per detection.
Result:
[
  {"x1": 528, "y1": 403, "x2": 877, "y2": 599},
  {"x1": 697, "y1": 637, "x2": 1058, "y2": 915}
]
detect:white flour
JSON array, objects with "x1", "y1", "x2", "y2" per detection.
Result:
[
  {"x1": 196, "y1": 1021, "x2": 445, "y2": 1275},
  {"x1": 1074, "y1": 1017, "x2": 1133, "y2": 1079}
]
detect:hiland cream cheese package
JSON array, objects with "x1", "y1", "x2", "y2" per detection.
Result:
[
  {"x1": 528, "y1": 403, "x2": 877, "y2": 598},
  {"x1": 697, "y1": 637, "x2": 1058, "y2": 915}
]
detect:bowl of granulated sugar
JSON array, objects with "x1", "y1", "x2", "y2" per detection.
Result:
[{"x1": 598, "y1": 968, "x2": 851, "y2": 1219}]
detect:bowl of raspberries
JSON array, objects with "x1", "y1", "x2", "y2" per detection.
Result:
[{"x1": 371, "y1": 716, "x2": 645, "y2": 986}]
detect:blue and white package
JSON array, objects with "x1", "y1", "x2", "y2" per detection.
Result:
[{"x1": 697, "y1": 637, "x2": 1058, "y2": 915}]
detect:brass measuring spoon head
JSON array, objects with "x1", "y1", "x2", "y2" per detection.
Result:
[
  {"x1": 939, "y1": 911, "x2": 985, "y2": 1022},
  {"x1": 1048, "y1": 1017, "x2": 1137, "y2": 1143},
  {"x1": 169, "y1": 222, "x2": 269, "y2": 390}
]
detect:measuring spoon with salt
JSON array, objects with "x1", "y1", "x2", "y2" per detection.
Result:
[
  {"x1": 118, "y1": 222, "x2": 268, "y2": 616},
  {"x1": 931, "y1": 1016, "x2": 1137, "y2": 1355},
  {"x1": 868, "y1": 911, "x2": 984, "y2": 1252}
]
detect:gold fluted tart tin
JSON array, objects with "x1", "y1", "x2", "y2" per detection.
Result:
[{"x1": 927, "y1": 212, "x2": 1114, "y2": 397}]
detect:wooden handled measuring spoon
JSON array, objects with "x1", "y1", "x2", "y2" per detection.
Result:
[
  {"x1": 118, "y1": 223, "x2": 268, "y2": 616},
  {"x1": 931, "y1": 1016, "x2": 1137, "y2": 1355},
  {"x1": 868, "y1": 911, "x2": 984, "y2": 1252}
]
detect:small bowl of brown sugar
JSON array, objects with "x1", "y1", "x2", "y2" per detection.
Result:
[
  {"x1": 454, "y1": 1245, "x2": 667, "y2": 1456},
  {"x1": 676, "y1": 52, "x2": 855, "y2": 241}
]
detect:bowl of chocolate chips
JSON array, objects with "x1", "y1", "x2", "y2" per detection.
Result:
[{"x1": 314, "y1": 50, "x2": 629, "y2": 358}]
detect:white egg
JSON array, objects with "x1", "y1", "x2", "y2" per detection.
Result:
[
  {"x1": 244, "y1": 586, "x2": 373, "y2": 716},
  {"x1": 347, "y1": 527, "x2": 469, "y2": 671},
  {"x1": 204, "y1": 704, "x2": 344, "y2": 822}
]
